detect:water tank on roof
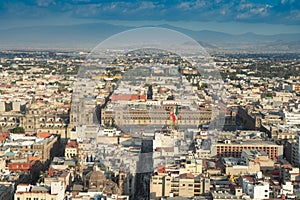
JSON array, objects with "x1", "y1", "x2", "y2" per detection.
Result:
[
  {"x1": 224, "y1": 140, "x2": 231, "y2": 144},
  {"x1": 257, "y1": 171, "x2": 263, "y2": 179}
]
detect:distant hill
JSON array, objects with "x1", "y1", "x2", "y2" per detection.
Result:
[
  {"x1": 0, "y1": 22, "x2": 299, "y2": 52},
  {"x1": 0, "y1": 23, "x2": 132, "y2": 49}
]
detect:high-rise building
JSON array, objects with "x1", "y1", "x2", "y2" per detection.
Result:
[
  {"x1": 147, "y1": 85, "x2": 153, "y2": 100},
  {"x1": 292, "y1": 133, "x2": 300, "y2": 166}
]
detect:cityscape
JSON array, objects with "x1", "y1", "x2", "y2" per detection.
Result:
[{"x1": 0, "y1": 1, "x2": 300, "y2": 200}]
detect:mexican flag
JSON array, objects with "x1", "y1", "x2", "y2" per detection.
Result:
[{"x1": 171, "y1": 105, "x2": 179, "y2": 122}]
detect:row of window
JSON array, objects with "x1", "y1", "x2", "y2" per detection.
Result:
[
  {"x1": 216, "y1": 146, "x2": 277, "y2": 150},
  {"x1": 18, "y1": 198, "x2": 53, "y2": 200}
]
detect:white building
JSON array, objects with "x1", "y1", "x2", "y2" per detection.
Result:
[
  {"x1": 15, "y1": 181, "x2": 65, "y2": 200},
  {"x1": 284, "y1": 111, "x2": 300, "y2": 125},
  {"x1": 281, "y1": 181, "x2": 293, "y2": 196},
  {"x1": 253, "y1": 182, "x2": 269, "y2": 200},
  {"x1": 240, "y1": 176, "x2": 269, "y2": 200}
]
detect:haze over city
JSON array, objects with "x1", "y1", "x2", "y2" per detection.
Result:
[{"x1": 0, "y1": 0, "x2": 299, "y2": 49}]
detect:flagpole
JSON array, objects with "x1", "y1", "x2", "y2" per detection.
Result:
[
  {"x1": 176, "y1": 110, "x2": 178, "y2": 130},
  {"x1": 173, "y1": 116, "x2": 175, "y2": 127},
  {"x1": 171, "y1": 105, "x2": 178, "y2": 130}
]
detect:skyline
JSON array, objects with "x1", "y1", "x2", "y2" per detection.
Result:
[{"x1": 0, "y1": 0, "x2": 299, "y2": 35}]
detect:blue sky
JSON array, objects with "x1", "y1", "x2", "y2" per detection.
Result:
[{"x1": 0, "y1": 0, "x2": 299, "y2": 34}]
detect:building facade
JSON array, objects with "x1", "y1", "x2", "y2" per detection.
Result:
[
  {"x1": 150, "y1": 173, "x2": 210, "y2": 198},
  {"x1": 211, "y1": 140, "x2": 283, "y2": 160},
  {"x1": 292, "y1": 133, "x2": 300, "y2": 166}
]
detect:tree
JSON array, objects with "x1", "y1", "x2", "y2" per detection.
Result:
[{"x1": 11, "y1": 127, "x2": 25, "y2": 133}]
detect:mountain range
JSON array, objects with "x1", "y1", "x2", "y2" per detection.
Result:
[{"x1": 0, "y1": 23, "x2": 299, "y2": 52}]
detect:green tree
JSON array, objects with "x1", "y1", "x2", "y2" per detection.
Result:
[{"x1": 11, "y1": 127, "x2": 25, "y2": 133}]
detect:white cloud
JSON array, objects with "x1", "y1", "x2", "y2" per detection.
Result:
[
  {"x1": 139, "y1": 1, "x2": 156, "y2": 10},
  {"x1": 177, "y1": 2, "x2": 193, "y2": 11},
  {"x1": 36, "y1": 0, "x2": 56, "y2": 7},
  {"x1": 281, "y1": 0, "x2": 295, "y2": 4}
]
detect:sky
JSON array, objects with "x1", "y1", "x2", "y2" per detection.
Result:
[{"x1": 0, "y1": 0, "x2": 299, "y2": 34}]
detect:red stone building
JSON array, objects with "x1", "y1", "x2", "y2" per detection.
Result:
[{"x1": 8, "y1": 160, "x2": 43, "y2": 182}]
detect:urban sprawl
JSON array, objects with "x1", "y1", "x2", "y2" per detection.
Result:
[{"x1": 0, "y1": 50, "x2": 300, "y2": 200}]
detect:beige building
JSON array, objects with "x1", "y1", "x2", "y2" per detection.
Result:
[
  {"x1": 195, "y1": 149, "x2": 211, "y2": 159},
  {"x1": 15, "y1": 181, "x2": 65, "y2": 200},
  {"x1": 179, "y1": 156, "x2": 202, "y2": 175},
  {"x1": 64, "y1": 141, "x2": 78, "y2": 159},
  {"x1": 178, "y1": 173, "x2": 195, "y2": 197},
  {"x1": 32, "y1": 135, "x2": 60, "y2": 164},
  {"x1": 223, "y1": 157, "x2": 260, "y2": 176},
  {"x1": 20, "y1": 103, "x2": 68, "y2": 138},
  {"x1": 0, "y1": 158, "x2": 6, "y2": 171},
  {"x1": 241, "y1": 150, "x2": 274, "y2": 171},
  {"x1": 269, "y1": 125, "x2": 297, "y2": 142},
  {"x1": 0, "y1": 101, "x2": 68, "y2": 138},
  {"x1": 222, "y1": 150, "x2": 274, "y2": 176},
  {"x1": 150, "y1": 173, "x2": 210, "y2": 198},
  {"x1": 0, "y1": 113, "x2": 22, "y2": 130},
  {"x1": 150, "y1": 174, "x2": 165, "y2": 197},
  {"x1": 101, "y1": 106, "x2": 212, "y2": 127},
  {"x1": 44, "y1": 170, "x2": 72, "y2": 192}
]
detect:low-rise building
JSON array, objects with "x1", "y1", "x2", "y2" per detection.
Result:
[
  {"x1": 239, "y1": 175, "x2": 269, "y2": 200},
  {"x1": 150, "y1": 173, "x2": 210, "y2": 198},
  {"x1": 241, "y1": 150, "x2": 274, "y2": 171},
  {"x1": 65, "y1": 140, "x2": 78, "y2": 159},
  {"x1": 8, "y1": 160, "x2": 43, "y2": 182},
  {"x1": 14, "y1": 182, "x2": 65, "y2": 200},
  {"x1": 222, "y1": 157, "x2": 260, "y2": 176},
  {"x1": 211, "y1": 139, "x2": 283, "y2": 160}
]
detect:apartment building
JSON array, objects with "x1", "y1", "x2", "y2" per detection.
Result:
[
  {"x1": 64, "y1": 140, "x2": 78, "y2": 159},
  {"x1": 292, "y1": 133, "x2": 300, "y2": 166},
  {"x1": 150, "y1": 173, "x2": 210, "y2": 198},
  {"x1": 14, "y1": 182, "x2": 64, "y2": 200},
  {"x1": 211, "y1": 140, "x2": 283, "y2": 160}
]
